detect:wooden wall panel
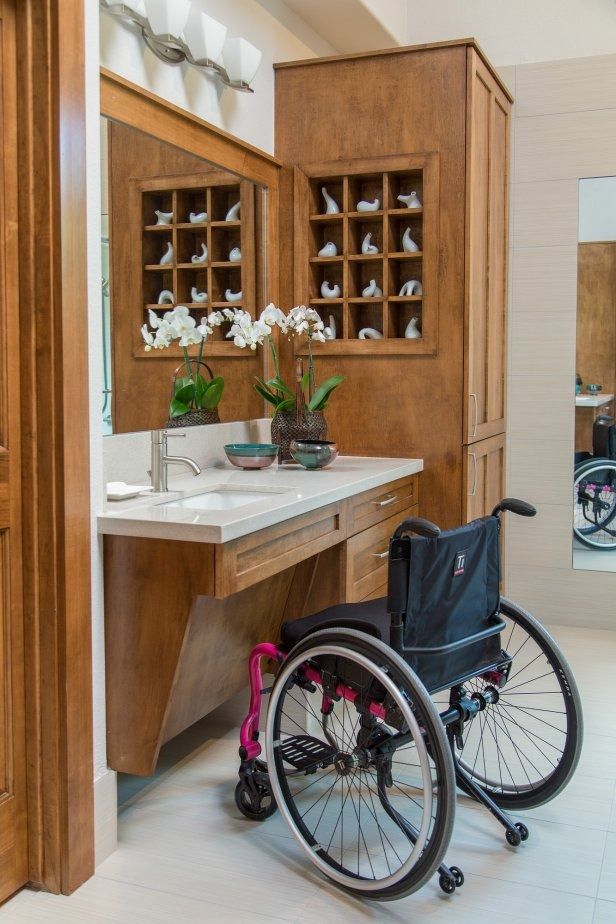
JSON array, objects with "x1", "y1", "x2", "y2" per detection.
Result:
[{"x1": 275, "y1": 46, "x2": 469, "y2": 529}]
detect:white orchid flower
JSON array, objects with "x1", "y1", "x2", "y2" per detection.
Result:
[
  {"x1": 179, "y1": 328, "x2": 203, "y2": 348},
  {"x1": 141, "y1": 324, "x2": 154, "y2": 351},
  {"x1": 207, "y1": 311, "x2": 223, "y2": 327},
  {"x1": 148, "y1": 308, "x2": 161, "y2": 329}
]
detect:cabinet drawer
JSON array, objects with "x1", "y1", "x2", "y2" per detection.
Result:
[
  {"x1": 346, "y1": 504, "x2": 418, "y2": 603},
  {"x1": 347, "y1": 476, "x2": 419, "y2": 537}
]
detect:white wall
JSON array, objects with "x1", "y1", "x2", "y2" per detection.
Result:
[
  {"x1": 90, "y1": 0, "x2": 333, "y2": 862},
  {"x1": 404, "y1": 0, "x2": 616, "y2": 66},
  {"x1": 579, "y1": 176, "x2": 616, "y2": 242},
  {"x1": 99, "y1": 0, "x2": 335, "y2": 154}
]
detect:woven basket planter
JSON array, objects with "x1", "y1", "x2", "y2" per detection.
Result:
[
  {"x1": 165, "y1": 407, "x2": 220, "y2": 428},
  {"x1": 272, "y1": 408, "x2": 327, "y2": 462}
]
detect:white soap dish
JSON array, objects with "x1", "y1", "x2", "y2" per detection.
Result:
[{"x1": 106, "y1": 482, "x2": 154, "y2": 501}]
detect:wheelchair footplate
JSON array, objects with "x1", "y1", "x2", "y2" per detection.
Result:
[{"x1": 279, "y1": 735, "x2": 337, "y2": 772}]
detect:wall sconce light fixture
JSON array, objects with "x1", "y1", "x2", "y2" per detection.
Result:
[{"x1": 100, "y1": 0, "x2": 263, "y2": 92}]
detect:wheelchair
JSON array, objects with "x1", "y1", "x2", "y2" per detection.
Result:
[
  {"x1": 235, "y1": 499, "x2": 583, "y2": 900},
  {"x1": 574, "y1": 414, "x2": 616, "y2": 549}
]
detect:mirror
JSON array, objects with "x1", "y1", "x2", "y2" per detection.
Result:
[
  {"x1": 573, "y1": 176, "x2": 616, "y2": 571},
  {"x1": 100, "y1": 116, "x2": 267, "y2": 434}
]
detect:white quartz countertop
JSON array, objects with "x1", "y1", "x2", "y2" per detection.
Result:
[
  {"x1": 575, "y1": 393, "x2": 614, "y2": 408},
  {"x1": 98, "y1": 455, "x2": 423, "y2": 544}
]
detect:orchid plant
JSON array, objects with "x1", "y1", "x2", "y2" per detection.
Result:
[
  {"x1": 141, "y1": 306, "x2": 227, "y2": 419},
  {"x1": 226, "y1": 304, "x2": 343, "y2": 413}
]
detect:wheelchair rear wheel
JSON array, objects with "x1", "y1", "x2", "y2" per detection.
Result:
[
  {"x1": 573, "y1": 459, "x2": 616, "y2": 549},
  {"x1": 435, "y1": 598, "x2": 583, "y2": 811},
  {"x1": 265, "y1": 628, "x2": 456, "y2": 900}
]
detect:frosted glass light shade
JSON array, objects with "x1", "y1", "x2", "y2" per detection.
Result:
[
  {"x1": 222, "y1": 37, "x2": 262, "y2": 86},
  {"x1": 143, "y1": 0, "x2": 190, "y2": 36},
  {"x1": 183, "y1": 8, "x2": 227, "y2": 63}
]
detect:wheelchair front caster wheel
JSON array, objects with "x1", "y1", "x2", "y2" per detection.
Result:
[
  {"x1": 438, "y1": 874, "x2": 456, "y2": 894},
  {"x1": 234, "y1": 779, "x2": 277, "y2": 822},
  {"x1": 450, "y1": 866, "x2": 464, "y2": 887},
  {"x1": 506, "y1": 822, "x2": 528, "y2": 847}
]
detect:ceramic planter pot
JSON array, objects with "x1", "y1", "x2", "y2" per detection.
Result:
[{"x1": 271, "y1": 408, "x2": 327, "y2": 462}]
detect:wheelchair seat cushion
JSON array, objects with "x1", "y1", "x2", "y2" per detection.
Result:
[{"x1": 280, "y1": 597, "x2": 389, "y2": 651}]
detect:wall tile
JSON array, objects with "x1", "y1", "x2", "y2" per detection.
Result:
[
  {"x1": 508, "y1": 373, "x2": 575, "y2": 440},
  {"x1": 512, "y1": 178, "x2": 579, "y2": 250},
  {"x1": 515, "y1": 108, "x2": 616, "y2": 183},
  {"x1": 508, "y1": 438, "x2": 572, "y2": 507},
  {"x1": 515, "y1": 54, "x2": 616, "y2": 118},
  {"x1": 511, "y1": 243, "x2": 578, "y2": 313}
]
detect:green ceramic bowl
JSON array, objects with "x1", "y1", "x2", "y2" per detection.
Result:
[
  {"x1": 289, "y1": 439, "x2": 338, "y2": 470},
  {"x1": 224, "y1": 443, "x2": 279, "y2": 470}
]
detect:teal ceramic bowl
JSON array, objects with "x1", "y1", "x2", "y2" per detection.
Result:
[
  {"x1": 289, "y1": 439, "x2": 338, "y2": 470},
  {"x1": 224, "y1": 443, "x2": 279, "y2": 470}
]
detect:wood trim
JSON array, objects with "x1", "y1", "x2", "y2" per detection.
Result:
[
  {"x1": 101, "y1": 69, "x2": 282, "y2": 186},
  {"x1": 16, "y1": 0, "x2": 94, "y2": 894},
  {"x1": 273, "y1": 37, "x2": 514, "y2": 103}
]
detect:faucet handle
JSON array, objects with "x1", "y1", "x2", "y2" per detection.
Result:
[{"x1": 164, "y1": 430, "x2": 185, "y2": 438}]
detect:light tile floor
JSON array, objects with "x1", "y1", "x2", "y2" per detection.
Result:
[{"x1": 1, "y1": 625, "x2": 615, "y2": 923}]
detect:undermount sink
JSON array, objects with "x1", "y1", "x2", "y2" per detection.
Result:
[{"x1": 160, "y1": 487, "x2": 286, "y2": 512}]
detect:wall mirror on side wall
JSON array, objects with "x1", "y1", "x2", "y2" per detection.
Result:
[
  {"x1": 573, "y1": 176, "x2": 616, "y2": 571},
  {"x1": 100, "y1": 114, "x2": 269, "y2": 435}
]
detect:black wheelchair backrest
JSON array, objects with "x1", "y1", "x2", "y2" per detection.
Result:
[
  {"x1": 388, "y1": 516, "x2": 502, "y2": 692},
  {"x1": 593, "y1": 415, "x2": 616, "y2": 460}
]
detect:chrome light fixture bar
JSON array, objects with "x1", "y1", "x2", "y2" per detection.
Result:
[{"x1": 100, "y1": 1, "x2": 262, "y2": 92}]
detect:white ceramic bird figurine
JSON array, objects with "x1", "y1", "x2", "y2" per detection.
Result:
[
  {"x1": 225, "y1": 288, "x2": 243, "y2": 303},
  {"x1": 361, "y1": 232, "x2": 379, "y2": 255},
  {"x1": 321, "y1": 281, "x2": 341, "y2": 299},
  {"x1": 159, "y1": 242, "x2": 173, "y2": 265},
  {"x1": 225, "y1": 201, "x2": 241, "y2": 221},
  {"x1": 405, "y1": 317, "x2": 421, "y2": 339},
  {"x1": 191, "y1": 243, "x2": 208, "y2": 264},
  {"x1": 402, "y1": 228, "x2": 420, "y2": 253},
  {"x1": 397, "y1": 191, "x2": 422, "y2": 209},
  {"x1": 190, "y1": 287, "x2": 208, "y2": 303},
  {"x1": 189, "y1": 211, "x2": 207, "y2": 224},
  {"x1": 157, "y1": 289, "x2": 174, "y2": 304},
  {"x1": 358, "y1": 327, "x2": 383, "y2": 340},
  {"x1": 321, "y1": 187, "x2": 340, "y2": 214},
  {"x1": 154, "y1": 209, "x2": 173, "y2": 225},
  {"x1": 357, "y1": 198, "x2": 380, "y2": 212},
  {"x1": 324, "y1": 314, "x2": 337, "y2": 340},
  {"x1": 362, "y1": 279, "x2": 383, "y2": 298},
  {"x1": 318, "y1": 241, "x2": 338, "y2": 257},
  {"x1": 229, "y1": 246, "x2": 242, "y2": 262},
  {"x1": 399, "y1": 279, "x2": 423, "y2": 296}
]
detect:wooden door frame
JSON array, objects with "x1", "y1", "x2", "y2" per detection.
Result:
[{"x1": 15, "y1": 0, "x2": 93, "y2": 895}]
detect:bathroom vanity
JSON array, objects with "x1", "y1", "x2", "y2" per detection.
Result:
[{"x1": 100, "y1": 456, "x2": 421, "y2": 775}]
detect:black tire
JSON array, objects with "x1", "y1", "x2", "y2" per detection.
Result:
[
  {"x1": 235, "y1": 779, "x2": 277, "y2": 821},
  {"x1": 265, "y1": 628, "x2": 456, "y2": 901},
  {"x1": 436, "y1": 598, "x2": 583, "y2": 811},
  {"x1": 573, "y1": 458, "x2": 616, "y2": 549}
]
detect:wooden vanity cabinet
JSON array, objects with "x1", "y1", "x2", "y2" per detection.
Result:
[
  {"x1": 275, "y1": 40, "x2": 512, "y2": 528},
  {"x1": 104, "y1": 474, "x2": 419, "y2": 776}
]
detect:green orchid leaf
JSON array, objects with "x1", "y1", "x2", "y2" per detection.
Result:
[
  {"x1": 174, "y1": 382, "x2": 196, "y2": 406},
  {"x1": 308, "y1": 374, "x2": 344, "y2": 411},
  {"x1": 300, "y1": 371, "x2": 311, "y2": 394},
  {"x1": 275, "y1": 397, "x2": 296, "y2": 412},
  {"x1": 265, "y1": 376, "x2": 293, "y2": 396},
  {"x1": 169, "y1": 398, "x2": 190, "y2": 418},
  {"x1": 174, "y1": 376, "x2": 193, "y2": 395},
  {"x1": 254, "y1": 381, "x2": 280, "y2": 407},
  {"x1": 200, "y1": 377, "x2": 224, "y2": 410}
]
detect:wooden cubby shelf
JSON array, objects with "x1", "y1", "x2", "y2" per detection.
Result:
[
  {"x1": 138, "y1": 172, "x2": 256, "y2": 358},
  {"x1": 295, "y1": 154, "x2": 438, "y2": 355}
]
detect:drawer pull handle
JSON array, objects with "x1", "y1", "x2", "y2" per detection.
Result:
[
  {"x1": 372, "y1": 549, "x2": 390, "y2": 559},
  {"x1": 373, "y1": 495, "x2": 397, "y2": 508}
]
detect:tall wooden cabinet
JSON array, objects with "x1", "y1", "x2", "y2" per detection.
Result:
[{"x1": 275, "y1": 40, "x2": 511, "y2": 528}]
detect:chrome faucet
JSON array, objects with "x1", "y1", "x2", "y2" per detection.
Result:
[{"x1": 150, "y1": 429, "x2": 201, "y2": 492}]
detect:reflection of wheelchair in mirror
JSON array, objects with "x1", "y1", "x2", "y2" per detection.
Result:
[
  {"x1": 574, "y1": 414, "x2": 616, "y2": 549},
  {"x1": 235, "y1": 500, "x2": 583, "y2": 901}
]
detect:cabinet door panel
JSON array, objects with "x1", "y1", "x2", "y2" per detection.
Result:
[
  {"x1": 463, "y1": 433, "x2": 505, "y2": 522},
  {"x1": 465, "y1": 50, "x2": 510, "y2": 444}
]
